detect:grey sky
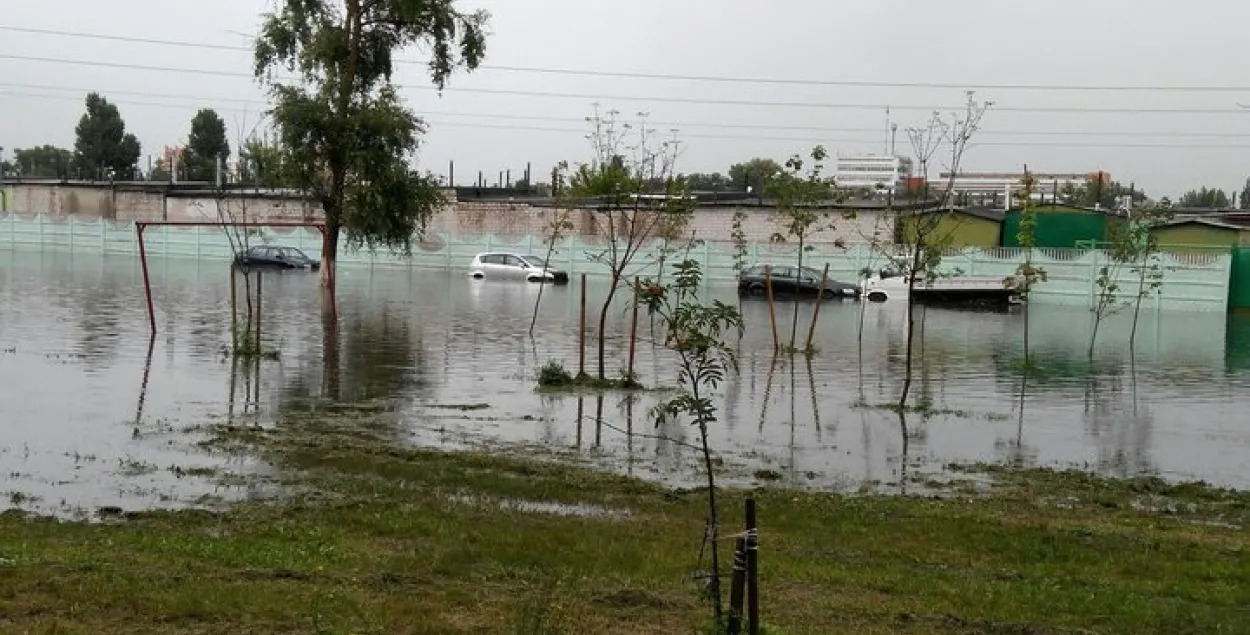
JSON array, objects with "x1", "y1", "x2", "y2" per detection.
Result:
[{"x1": 2, "y1": 0, "x2": 1249, "y2": 198}]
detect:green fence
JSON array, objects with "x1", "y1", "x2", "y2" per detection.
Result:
[
  {"x1": 1002, "y1": 211, "x2": 1118, "y2": 248},
  {"x1": 0, "y1": 212, "x2": 1236, "y2": 312},
  {"x1": 1231, "y1": 247, "x2": 1250, "y2": 309}
]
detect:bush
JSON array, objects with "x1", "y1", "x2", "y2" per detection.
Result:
[{"x1": 537, "y1": 360, "x2": 574, "y2": 387}]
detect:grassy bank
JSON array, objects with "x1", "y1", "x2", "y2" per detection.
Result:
[{"x1": 1, "y1": 403, "x2": 1248, "y2": 634}]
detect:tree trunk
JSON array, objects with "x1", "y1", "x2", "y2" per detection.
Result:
[
  {"x1": 596, "y1": 274, "x2": 621, "y2": 379},
  {"x1": 1087, "y1": 316, "x2": 1100, "y2": 361},
  {"x1": 790, "y1": 236, "x2": 804, "y2": 351},
  {"x1": 898, "y1": 250, "x2": 922, "y2": 411},
  {"x1": 529, "y1": 239, "x2": 561, "y2": 336},
  {"x1": 320, "y1": 206, "x2": 340, "y2": 320},
  {"x1": 1128, "y1": 266, "x2": 1147, "y2": 353}
]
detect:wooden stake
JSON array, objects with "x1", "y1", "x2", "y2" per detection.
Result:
[
  {"x1": 255, "y1": 270, "x2": 263, "y2": 355},
  {"x1": 229, "y1": 265, "x2": 238, "y2": 348},
  {"x1": 746, "y1": 498, "x2": 760, "y2": 635},
  {"x1": 764, "y1": 265, "x2": 779, "y2": 354},
  {"x1": 628, "y1": 276, "x2": 640, "y2": 380},
  {"x1": 805, "y1": 262, "x2": 831, "y2": 352},
  {"x1": 579, "y1": 274, "x2": 587, "y2": 377},
  {"x1": 727, "y1": 536, "x2": 748, "y2": 635}
]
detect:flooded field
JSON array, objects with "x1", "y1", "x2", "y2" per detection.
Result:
[{"x1": 2, "y1": 248, "x2": 1250, "y2": 514}]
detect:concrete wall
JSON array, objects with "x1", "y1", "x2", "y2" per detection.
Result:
[
  {"x1": 7, "y1": 182, "x2": 892, "y2": 246},
  {"x1": 164, "y1": 195, "x2": 319, "y2": 223},
  {"x1": 438, "y1": 200, "x2": 890, "y2": 246}
]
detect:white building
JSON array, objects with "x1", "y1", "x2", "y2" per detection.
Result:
[
  {"x1": 938, "y1": 171, "x2": 1109, "y2": 207},
  {"x1": 835, "y1": 154, "x2": 912, "y2": 191}
]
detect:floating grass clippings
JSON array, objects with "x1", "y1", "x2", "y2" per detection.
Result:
[{"x1": 0, "y1": 404, "x2": 1247, "y2": 634}]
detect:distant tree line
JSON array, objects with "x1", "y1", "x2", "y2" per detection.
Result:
[{"x1": 0, "y1": 92, "x2": 296, "y2": 188}]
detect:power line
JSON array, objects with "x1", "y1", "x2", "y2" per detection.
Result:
[
  {"x1": 2, "y1": 53, "x2": 1249, "y2": 116},
  {"x1": 3, "y1": 24, "x2": 1250, "y2": 93},
  {"x1": 6, "y1": 80, "x2": 1250, "y2": 139},
  {"x1": 2, "y1": 89, "x2": 1248, "y2": 150}
]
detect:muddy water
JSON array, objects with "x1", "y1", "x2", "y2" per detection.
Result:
[{"x1": 2, "y1": 249, "x2": 1250, "y2": 514}]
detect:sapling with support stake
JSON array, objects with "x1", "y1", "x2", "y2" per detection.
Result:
[
  {"x1": 638, "y1": 259, "x2": 743, "y2": 628},
  {"x1": 529, "y1": 173, "x2": 575, "y2": 336},
  {"x1": 1126, "y1": 203, "x2": 1173, "y2": 354},
  {"x1": 767, "y1": 145, "x2": 844, "y2": 355},
  {"x1": 565, "y1": 105, "x2": 695, "y2": 380},
  {"x1": 1008, "y1": 166, "x2": 1047, "y2": 375},
  {"x1": 892, "y1": 91, "x2": 992, "y2": 411}
]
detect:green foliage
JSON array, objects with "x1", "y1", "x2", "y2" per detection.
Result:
[
  {"x1": 1059, "y1": 176, "x2": 1146, "y2": 209},
  {"x1": 10, "y1": 145, "x2": 73, "y2": 178},
  {"x1": 237, "y1": 135, "x2": 295, "y2": 188},
  {"x1": 684, "y1": 172, "x2": 732, "y2": 191},
  {"x1": 767, "y1": 145, "x2": 840, "y2": 244},
  {"x1": 639, "y1": 258, "x2": 743, "y2": 621},
  {"x1": 72, "y1": 93, "x2": 141, "y2": 180},
  {"x1": 729, "y1": 209, "x2": 749, "y2": 274},
  {"x1": 1089, "y1": 203, "x2": 1175, "y2": 357},
  {"x1": 1009, "y1": 170, "x2": 1049, "y2": 296},
  {"x1": 537, "y1": 360, "x2": 574, "y2": 387},
  {"x1": 767, "y1": 146, "x2": 844, "y2": 351},
  {"x1": 565, "y1": 108, "x2": 695, "y2": 379},
  {"x1": 728, "y1": 157, "x2": 783, "y2": 195},
  {"x1": 1178, "y1": 186, "x2": 1232, "y2": 209},
  {"x1": 254, "y1": 0, "x2": 488, "y2": 261},
  {"x1": 183, "y1": 109, "x2": 231, "y2": 183}
]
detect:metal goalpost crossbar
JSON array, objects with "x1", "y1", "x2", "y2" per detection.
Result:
[{"x1": 134, "y1": 220, "x2": 327, "y2": 334}]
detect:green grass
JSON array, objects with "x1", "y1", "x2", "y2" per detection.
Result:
[
  {"x1": 1, "y1": 404, "x2": 1248, "y2": 634},
  {"x1": 536, "y1": 360, "x2": 647, "y2": 393}
]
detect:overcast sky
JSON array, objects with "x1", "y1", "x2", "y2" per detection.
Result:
[{"x1": 2, "y1": 0, "x2": 1250, "y2": 198}]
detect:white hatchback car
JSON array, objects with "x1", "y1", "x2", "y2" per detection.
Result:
[{"x1": 468, "y1": 252, "x2": 570, "y2": 284}]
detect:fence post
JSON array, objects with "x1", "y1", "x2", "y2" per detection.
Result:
[
  {"x1": 746, "y1": 498, "x2": 760, "y2": 635},
  {"x1": 704, "y1": 239, "x2": 711, "y2": 279},
  {"x1": 37, "y1": 214, "x2": 43, "y2": 245},
  {"x1": 68, "y1": 215, "x2": 75, "y2": 254},
  {"x1": 1088, "y1": 250, "x2": 1098, "y2": 309}
]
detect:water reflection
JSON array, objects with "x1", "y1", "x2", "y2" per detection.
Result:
[{"x1": 3, "y1": 252, "x2": 1250, "y2": 514}]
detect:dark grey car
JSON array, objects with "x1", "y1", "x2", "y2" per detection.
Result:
[{"x1": 737, "y1": 264, "x2": 860, "y2": 300}]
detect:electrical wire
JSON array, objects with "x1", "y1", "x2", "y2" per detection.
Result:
[
  {"x1": 3, "y1": 24, "x2": 1250, "y2": 93},
  {"x1": 1, "y1": 88, "x2": 1247, "y2": 150},
  {"x1": 2, "y1": 53, "x2": 1248, "y2": 115},
  {"x1": 4, "y1": 81, "x2": 1250, "y2": 137}
]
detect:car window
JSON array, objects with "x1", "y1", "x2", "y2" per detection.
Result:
[
  {"x1": 523, "y1": 256, "x2": 548, "y2": 268},
  {"x1": 504, "y1": 255, "x2": 525, "y2": 267},
  {"x1": 481, "y1": 254, "x2": 504, "y2": 265}
]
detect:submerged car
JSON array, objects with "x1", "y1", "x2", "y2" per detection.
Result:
[
  {"x1": 469, "y1": 252, "x2": 570, "y2": 284},
  {"x1": 233, "y1": 245, "x2": 320, "y2": 270},
  {"x1": 737, "y1": 264, "x2": 860, "y2": 300}
]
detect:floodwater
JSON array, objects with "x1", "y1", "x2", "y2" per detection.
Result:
[{"x1": 2, "y1": 248, "x2": 1250, "y2": 515}]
